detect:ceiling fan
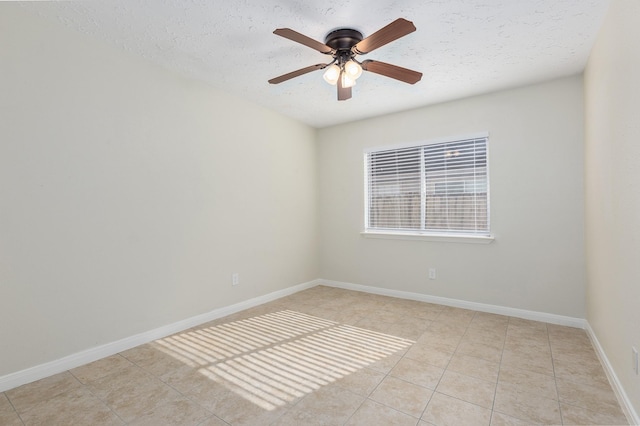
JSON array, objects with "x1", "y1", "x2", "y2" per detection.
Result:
[{"x1": 268, "y1": 18, "x2": 423, "y2": 101}]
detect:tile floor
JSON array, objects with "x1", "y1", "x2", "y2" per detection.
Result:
[{"x1": 1, "y1": 286, "x2": 630, "y2": 425}]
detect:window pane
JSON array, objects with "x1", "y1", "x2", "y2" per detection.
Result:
[
  {"x1": 368, "y1": 147, "x2": 421, "y2": 229},
  {"x1": 424, "y1": 138, "x2": 488, "y2": 233}
]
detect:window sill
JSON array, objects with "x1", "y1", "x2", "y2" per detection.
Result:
[{"x1": 360, "y1": 231, "x2": 495, "y2": 244}]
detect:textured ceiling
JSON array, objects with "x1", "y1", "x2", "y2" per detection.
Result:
[{"x1": 22, "y1": 0, "x2": 610, "y2": 128}]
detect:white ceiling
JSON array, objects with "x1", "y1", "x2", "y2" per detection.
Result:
[{"x1": 22, "y1": 0, "x2": 610, "y2": 128}]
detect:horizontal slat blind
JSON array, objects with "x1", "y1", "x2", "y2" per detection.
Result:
[
  {"x1": 367, "y1": 146, "x2": 421, "y2": 230},
  {"x1": 365, "y1": 136, "x2": 489, "y2": 235}
]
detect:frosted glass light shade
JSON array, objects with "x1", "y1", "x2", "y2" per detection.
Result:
[
  {"x1": 323, "y1": 64, "x2": 341, "y2": 85},
  {"x1": 344, "y1": 60, "x2": 363, "y2": 79},
  {"x1": 341, "y1": 72, "x2": 356, "y2": 88}
]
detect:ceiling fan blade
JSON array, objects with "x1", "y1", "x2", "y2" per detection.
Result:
[
  {"x1": 268, "y1": 63, "x2": 327, "y2": 84},
  {"x1": 352, "y1": 18, "x2": 416, "y2": 55},
  {"x1": 337, "y1": 76, "x2": 352, "y2": 101},
  {"x1": 361, "y1": 60, "x2": 422, "y2": 84},
  {"x1": 273, "y1": 28, "x2": 334, "y2": 54}
]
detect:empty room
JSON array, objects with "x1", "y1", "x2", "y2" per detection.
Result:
[{"x1": 1, "y1": 1, "x2": 638, "y2": 425}]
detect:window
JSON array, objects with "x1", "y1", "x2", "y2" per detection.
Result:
[{"x1": 364, "y1": 134, "x2": 490, "y2": 237}]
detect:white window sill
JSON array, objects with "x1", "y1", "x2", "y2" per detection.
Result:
[{"x1": 360, "y1": 231, "x2": 495, "y2": 244}]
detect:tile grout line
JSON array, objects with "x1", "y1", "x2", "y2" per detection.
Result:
[
  {"x1": 488, "y1": 313, "x2": 510, "y2": 426},
  {"x1": 10, "y1": 392, "x2": 26, "y2": 426},
  {"x1": 547, "y1": 323, "x2": 565, "y2": 426},
  {"x1": 2, "y1": 391, "x2": 24, "y2": 425}
]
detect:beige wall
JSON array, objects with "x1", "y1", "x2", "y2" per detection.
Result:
[
  {"x1": 585, "y1": 0, "x2": 640, "y2": 415},
  {"x1": 0, "y1": 4, "x2": 318, "y2": 376},
  {"x1": 318, "y1": 76, "x2": 586, "y2": 318}
]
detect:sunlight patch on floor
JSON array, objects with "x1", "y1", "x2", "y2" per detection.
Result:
[{"x1": 153, "y1": 310, "x2": 414, "y2": 410}]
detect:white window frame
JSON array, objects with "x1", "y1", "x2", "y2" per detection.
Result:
[{"x1": 362, "y1": 132, "x2": 494, "y2": 244}]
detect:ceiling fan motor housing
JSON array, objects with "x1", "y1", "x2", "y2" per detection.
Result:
[{"x1": 324, "y1": 29, "x2": 364, "y2": 51}]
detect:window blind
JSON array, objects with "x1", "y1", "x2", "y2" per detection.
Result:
[{"x1": 365, "y1": 136, "x2": 489, "y2": 235}]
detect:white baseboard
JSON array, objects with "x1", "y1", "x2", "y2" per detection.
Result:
[
  {"x1": 320, "y1": 279, "x2": 586, "y2": 328},
  {"x1": 586, "y1": 323, "x2": 640, "y2": 426},
  {"x1": 0, "y1": 279, "x2": 320, "y2": 393}
]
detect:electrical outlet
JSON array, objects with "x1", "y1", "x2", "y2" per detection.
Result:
[
  {"x1": 428, "y1": 268, "x2": 436, "y2": 280},
  {"x1": 232, "y1": 273, "x2": 239, "y2": 286},
  {"x1": 633, "y1": 346, "x2": 638, "y2": 375}
]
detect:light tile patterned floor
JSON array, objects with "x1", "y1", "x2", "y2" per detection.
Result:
[{"x1": 1, "y1": 286, "x2": 629, "y2": 425}]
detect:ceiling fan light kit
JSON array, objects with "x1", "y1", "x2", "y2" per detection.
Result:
[{"x1": 268, "y1": 18, "x2": 423, "y2": 101}]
